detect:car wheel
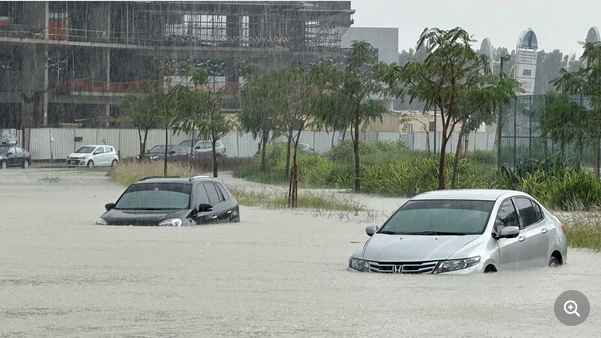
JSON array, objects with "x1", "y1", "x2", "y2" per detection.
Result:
[
  {"x1": 111, "y1": 159, "x2": 118, "y2": 167},
  {"x1": 216, "y1": 154, "x2": 223, "y2": 161},
  {"x1": 0, "y1": 160, "x2": 6, "y2": 169},
  {"x1": 87, "y1": 160, "x2": 94, "y2": 168},
  {"x1": 549, "y1": 256, "x2": 561, "y2": 267},
  {"x1": 22, "y1": 159, "x2": 30, "y2": 169}
]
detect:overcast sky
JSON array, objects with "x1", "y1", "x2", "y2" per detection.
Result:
[{"x1": 352, "y1": 1, "x2": 601, "y2": 57}]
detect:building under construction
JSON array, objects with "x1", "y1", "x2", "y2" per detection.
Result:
[{"x1": 0, "y1": 1, "x2": 354, "y2": 128}]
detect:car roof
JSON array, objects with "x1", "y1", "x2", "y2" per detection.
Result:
[
  {"x1": 132, "y1": 176, "x2": 222, "y2": 185},
  {"x1": 411, "y1": 189, "x2": 529, "y2": 201},
  {"x1": 80, "y1": 145, "x2": 110, "y2": 147}
]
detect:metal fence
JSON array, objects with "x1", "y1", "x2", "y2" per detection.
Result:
[
  {"x1": 22, "y1": 128, "x2": 498, "y2": 161},
  {"x1": 498, "y1": 95, "x2": 596, "y2": 168}
]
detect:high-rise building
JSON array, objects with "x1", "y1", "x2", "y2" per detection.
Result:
[{"x1": 0, "y1": 1, "x2": 354, "y2": 128}]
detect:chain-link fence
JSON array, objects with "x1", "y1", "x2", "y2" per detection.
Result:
[{"x1": 498, "y1": 94, "x2": 598, "y2": 170}]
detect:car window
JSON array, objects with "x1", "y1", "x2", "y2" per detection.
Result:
[
  {"x1": 104, "y1": 146, "x2": 113, "y2": 153},
  {"x1": 514, "y1": 197, "x2": 538, "y2": 227},
  {"x1": 195, "y1": 183, "x2": 210, "y2": 205},
  {"x1": 531, "y1": 200, "x2": 544, "y2": 223},
  {"x1": 204, "y1": 183, "x2": 221, "y2": 205},
  {"x1": 115, "y1": 183, "x2": 191, "y2": 210},
  {"x1": 15, "y1": 147, "x2": 23, "y2": 154},
  {"x1": 75, "y1": 146, "x2": 95, "y2": 154},
  {"x1": 8, "y1": 147, "x2": 16, "y2": 154},
  {"x1": 495, "y1": 199, "x2": 520, "y2": 233},
  {"x1": 216, "y1": 183, "x2": 230, "y2": 201},
  {"x1": 95, "y1": 147, "x2": 105, "y2": 154}
]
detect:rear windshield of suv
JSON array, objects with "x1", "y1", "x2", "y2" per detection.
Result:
[
  {"x1": 380, "y1": 200, "x2": 494, "y2": 235},
  {"x1": 115, "y1": 183, "x2": 191, "y2": 210}
]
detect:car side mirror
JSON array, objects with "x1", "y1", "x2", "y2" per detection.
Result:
[
  {"x1": 93, "y1": 151, "x2": 100, "y2": 155},
  {"x1": 198, "y1": 203, "x2": 213, "y2": 212},
  {"x1": 169, "y1": 150, "x2": 176, "y2": 155},
  {"x1": 498, "y1": 225, "x2": 520, "y2": 239},
  {"x1": 365, "y1": 225, "x2": 378, "y2": 237},
  {"x1": 105, "y1": 203, "x2": 116, "y2": 211},
  {"x1": 195, "y1": 146, "x2": 201, "y2": 149}
]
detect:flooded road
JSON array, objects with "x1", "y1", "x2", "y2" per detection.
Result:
[{"x1": 0, "y1": 169, "x2": 599, "y2": 337}]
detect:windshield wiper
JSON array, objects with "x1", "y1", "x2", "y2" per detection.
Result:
[{"x1": 410, "y1": 231, "x2": 473, "y2": 236}]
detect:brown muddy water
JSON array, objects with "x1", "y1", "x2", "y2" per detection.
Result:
[{"x1": 0, "y1": 169, "x2": 599, "y2": 337}]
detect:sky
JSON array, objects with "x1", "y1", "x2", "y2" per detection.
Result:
[{"x1": 352, "y1": 0, "x2": 601, "y2": 57}]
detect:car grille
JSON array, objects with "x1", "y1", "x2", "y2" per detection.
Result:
[{"x1": 368, "y1": 260, "x2": 439, "y2": 274}]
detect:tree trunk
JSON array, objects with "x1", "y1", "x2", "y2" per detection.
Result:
[
  {"x1": 595, "y1": 137, "x2": 600, "y2": 178},
  {"x1": 284, "y1": 127, "x2": 293, "y2": 180},
  {"x1": 260, "y1": 132, "x2": 269, "y2": 172},
  {"x1": 438, "y1": 134, "x2": 449, "y2": 190},
  {"x1": 331, "y1": 130, "x2": 336, "y2": 148},
  {"x1": 341, "y1": 128, "x2": 347, "y2": 142},
  {"x1": 189, "y1": 130, "x2": 196, "y2": 168},
  {"x1": 142, "y1": 129, "x2": 149, "y2": 161},
  {"x1": 163, "y1": 125, "x2": 168, "y2": 177},
  {"x1": 463, "y1": 133, "x2": 469, "y2": 158},
  {"x1": 212, "y1": 135, "x2": 218, "y2": 178},
  {"x1": 137, "y1": 129, "x2": 143, "y2": 162},
  {"x1": 353, "y1": 115, "x2": 361, "y2": 192},
  {"x1": 288, "y1": 130, "x2": 302, "y2": 208},
  {"x1": 451, "y1": 131, "x2": 464, "y2": 189}
]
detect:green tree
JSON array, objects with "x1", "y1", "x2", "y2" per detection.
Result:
[
  {"x1": 314, "y1": 41, "x2": 400, "y2": 192},
  {"x1": 172, "y1": 64, "x2": 235, "y2": 178},
  {"x1": 402, "y1": 27, "x2": 519, "y2": 189},
  {"x1": 239, "y1": 67, "x2": 286, "y2": 172},
  {"x1": 550, "y1": 41, "x2": 601, "y2": 175},
  {"x1": 119, "y1": 82, "x2": 160, "y2": 161}
]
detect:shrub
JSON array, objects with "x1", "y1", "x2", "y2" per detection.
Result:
[{"x1": 109, "y1": 160, "x2": 198, "y2": 186}]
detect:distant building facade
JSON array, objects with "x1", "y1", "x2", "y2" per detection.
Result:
[
  {"x1": 341, "y1": 27, "x2": 398, "y2": 64},
  {"x1": 0, "y1": 1, "x2": 354, "y2": 128}
]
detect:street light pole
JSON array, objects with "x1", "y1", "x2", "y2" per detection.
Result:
[{"x1": 497, "y1": 54, "x2": 511, "y2": 167}]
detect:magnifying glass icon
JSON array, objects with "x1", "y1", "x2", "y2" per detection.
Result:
[{"x1": 564, "y1": 300, "x2": 580, "y2": 317}]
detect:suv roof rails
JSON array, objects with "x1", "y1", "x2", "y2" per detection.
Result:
[
  {"x1": 189, "y1": 175, "x2": 212, "y2": 181},
  {"x1": 139, "y1": 176, "x2": 181, "y2": 181}
]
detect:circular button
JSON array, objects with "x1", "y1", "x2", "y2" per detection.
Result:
[{"x1": 554, "y1": 290, "x2": 590, "y2": 326}]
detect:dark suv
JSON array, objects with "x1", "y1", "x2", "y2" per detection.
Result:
[{"x1": 96, "y1": 176, "x2": 240, "y2": 226}]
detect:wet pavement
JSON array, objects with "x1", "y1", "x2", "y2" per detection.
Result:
[{"x1": 0, "y1": 168, "x2": 599, "y2": 337}]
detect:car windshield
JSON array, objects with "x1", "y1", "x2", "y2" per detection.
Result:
[
  {"x1": 379, "y1": 200, "x2": 494, "y2": 235},
  {"x1": 115, "y1": 183, "x2": 191, "y2": 210},
  {"x1": 179, "y1": 140, "x2": 195, "y2": 147},
  {"x1": 0, "y1": 147, "x2": 10, "y2": 154},
  {"x1": 75, "y1": 146, "x2": 96, "y2": 154}
]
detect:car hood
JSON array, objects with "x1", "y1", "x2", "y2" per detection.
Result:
[
  {"x1": 100, "y1": 208, "x2": 191, "y2": 226},
  {"x1": 361, "y1": 234, "x2": 480, "y2": 261},
  {"x1": 69, "y1": 152, "x2": 91, "y2": 158}
]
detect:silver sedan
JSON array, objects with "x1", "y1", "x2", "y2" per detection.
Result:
[{"x1": 348, "y1": 189, "x2": 568, "y2": 274}]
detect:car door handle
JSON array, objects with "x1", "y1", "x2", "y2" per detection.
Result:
[
  {"x1": 541, "y1": 228, "x2": 548, "y2": 234},
  {"x1": 518, "y1": 236, "x2": 526, "y2": 242}
]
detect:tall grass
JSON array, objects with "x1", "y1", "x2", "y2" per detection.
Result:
[
  {"x1": 109, "y1": 160, "x2": 199, "y2": 186},
  {"x1": 562, "y1": 212, "x2": 601, "y2": 252}
]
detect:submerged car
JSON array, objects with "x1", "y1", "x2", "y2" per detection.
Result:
[
  {"x1": 67, "y1": 145, "x2": 118, "y2": 168},
  {"x1": 96, "y1": 176, "x2": 240, "y2": 226},
  {"x1": 348, "y1": 189, "x2": 567, "y2": 274}
]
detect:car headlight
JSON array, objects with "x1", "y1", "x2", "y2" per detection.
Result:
[
  {"x1": 158, "y1": 218, "x2": 182, "y2": 227},
  {"x1": 348, "y1": 257, "x2": 369, "y2": 272},
  {"x1": 435, "y1": 256, "x2": 480, "y2": 273},
  {"x1": 150, "y1": 156, "x2": 159, "y2": 160},
  {"x1": 81, "y1": 155, "x2": 89, "y2": 159},
  {"x1": 96, "y1": 218, "x2": 107, "y2": 225}
]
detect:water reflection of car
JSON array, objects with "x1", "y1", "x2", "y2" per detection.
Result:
[
  {"x1": 143, "y1": 145, "x2": 190, "y2": 160},
  {"x1": 96, "y1": 176, "x2": 240, "y2": 226},
  {"x1": 0, "y1": 146, "x2": 31, "y2": 169},
  {"x1": 179, "y1": 139, "x2": 227, "y2": 159},
  {"x1": 349, "y1": 190, "x2": 567, "y2": 274},
  {"x1": 67, "y1": 145, "x2": 118, "y2": 168}
]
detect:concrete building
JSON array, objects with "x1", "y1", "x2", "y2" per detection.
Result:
[
  {"x1": 341, "y1": 27, "x2": 398, "y2": 64},
  {"x1": 0, "y1": 1, "x2": 354, "y2": 128}
]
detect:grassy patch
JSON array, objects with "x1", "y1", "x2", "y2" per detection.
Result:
[
  {"x1": 39, "y1": 176, "x2": 61, "y2": 183},
  {"x1": 562, "y1": 213, "x2": 601, "y2": 251},
  {"x1": 227, "y1": 185, "x2": 367, "y2": 212},
  {"x1": 109, "y1": 160, "x2": 199, "y2": 186}
]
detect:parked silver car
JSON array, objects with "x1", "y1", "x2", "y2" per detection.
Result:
[
  {"x1": 349, "y1": 190, "x2": 567, "y2": 274},
  {"x1": 67, "y1": 145, "x2": 119, "y2": 168},
  {"x1": 179, "y1": 139, "x2": 226, "y2": 159}
]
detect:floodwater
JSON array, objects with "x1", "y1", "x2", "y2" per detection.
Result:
[{"x1": 0, "y1": 168, "x2": 599, "y2": 337}]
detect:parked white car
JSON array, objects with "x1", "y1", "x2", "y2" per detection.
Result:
[{"x1": 67, "y1": 145, "x2": 119, "y2": 168}]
